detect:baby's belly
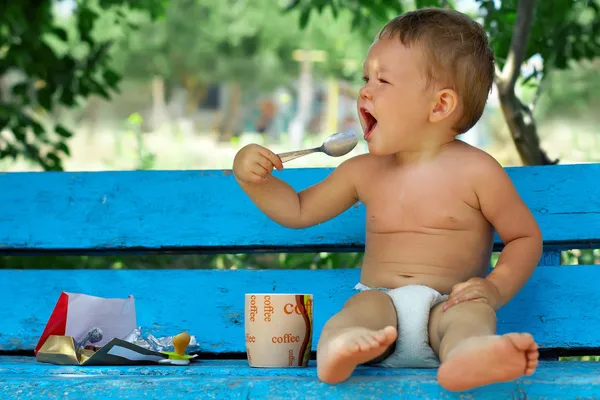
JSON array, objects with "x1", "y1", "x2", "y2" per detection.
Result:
[{"x1": 359, "y1": 229, "x2": 493, "y2": 295}]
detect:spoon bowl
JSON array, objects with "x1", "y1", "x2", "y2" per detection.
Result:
[
  {"x1": 321, "y1": 131, "x2": 359, "y2": 157},
  {"x1": 277, "y1": 131, "x2": 358, "y2": 163}
]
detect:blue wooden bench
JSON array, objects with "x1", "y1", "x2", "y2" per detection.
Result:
[{"x1": 1, "y1": 163, "x2": 599, "y2": 399}]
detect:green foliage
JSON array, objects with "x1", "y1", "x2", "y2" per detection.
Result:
[
  {"x1": 0, "y1": 0, "x2": 166, "y2": 170},
  {"x1": 285, "y1": 0, "x2": 406, "y2": 34},
  {"x1": 534, "y1": 59, "x2": 600, "y2": 120},
  {"x1": 111, "y1": 0, "x2": 370, "y2": 94},
  {"x1": 482, "y1": 0, "x2": 600, "y2": 81},
  {"x1": 1, "y1": 249, "x2": 597, "y2": 270},
  {"x1": 292, "y1": 0, "x2": 600, "y2": 83},
  {"x1": 0, "y1": 252, "x2": 364, "y2": 270},
  {"x1": 562, "y1": 249, "x2": 600, "y2": 265}
]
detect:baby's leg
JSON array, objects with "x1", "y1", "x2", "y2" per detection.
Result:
[
  {"x1": 317, "y1": 290, "x2": 398, "y2": 384},
  {"x1": 429, "y1": 301, "x2": 539, "y2": 392}
]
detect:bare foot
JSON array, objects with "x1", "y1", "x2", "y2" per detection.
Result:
[
  {"x1": 317, "y1": 326, "x2": 397, "y2": 384},
  {"x1": 437, "y1": 333, "x2": 539, "y2": 392}
]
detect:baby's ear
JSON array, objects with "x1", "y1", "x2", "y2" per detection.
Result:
[{"x1": 429, "y1": 89, "x2": 459, "y2": 124}]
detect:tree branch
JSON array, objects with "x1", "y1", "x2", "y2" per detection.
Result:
[
  {"x1": 529, "y1": 72, "x2": 546, "y2": 112},
  {"x1": 499, "y1": 0, "x2": 536, "y2": 92}
]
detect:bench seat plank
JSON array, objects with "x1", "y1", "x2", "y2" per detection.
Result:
[
  {"x1": 2, "y1": 268, "x2": 599, "y2": 352},
  {"x1": 1, "y1": 164, "x2": 599, "y2": 253},
  {"x1": 0, "y1": 357, "x2": 598, "y2": 399}
]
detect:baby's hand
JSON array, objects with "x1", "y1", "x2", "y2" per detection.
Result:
[
  {"x1": 443, "y1": 277, "x2": 501, "y2": 312},
  {"x1": 233, "y1": 144, "x2": 283, "y2": 184}
]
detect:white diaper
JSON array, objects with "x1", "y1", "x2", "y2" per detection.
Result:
[{"x1": 354, "y1": 283, "x2": 449, "y2": 368}]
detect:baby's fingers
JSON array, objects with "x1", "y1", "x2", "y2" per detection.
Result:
[
  {"x1": 259, "y1": 148, "x2": 284, "y2": 171},
  {"x1": 256, "y1": 155, "x2": 274, "y2": 175},
  {"x1": 443, "y1": 287, "x2": 486, "y2": 311},
  {"x1": 249, "y1": 165, "x2": 269, "y2": 183}
]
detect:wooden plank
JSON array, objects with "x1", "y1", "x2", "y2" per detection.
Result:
[
  {"x1": 0, "y1": 358, "x2": 599, "y2": 399},
  {"x1": 0, "y1": 164, "x2": 599, "y2": 253},
  {"x1": 1, "y1": 267, "x2": 599, "y2": 352}
]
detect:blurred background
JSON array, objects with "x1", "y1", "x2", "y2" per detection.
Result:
[{"x1": 1, "y1": 0, "x2": 599, "y2": 269}]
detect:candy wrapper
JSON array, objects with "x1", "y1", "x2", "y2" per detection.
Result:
[
  {"x1": 35, "y1": 292, "x2": 197, "y2": 366},
  {"x1": 124, "y1": 327, "x2": 198, "y2": 353},
  {"x1": 37, "y1": 327, "x2": 198, "y2": 366}
]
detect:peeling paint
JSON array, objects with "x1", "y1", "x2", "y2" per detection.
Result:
[{"x1": 0, "y1": 358, "x2": 599, "y2": 399}]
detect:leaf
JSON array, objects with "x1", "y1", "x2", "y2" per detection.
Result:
[
  {"x1": 86, "y1": 41, "x2": 112, "y2": 71},
  {"x1": 82, "y1": 77, "x2": 111, "y2": 99},
  {"x1": 37, "y1": 87, "x2": 53, "y2": 110},
  {"x1": 299, "y1": 7, "x2": 312, "y2": 29},
  {"x1": 50, "y1": 27, "x2": 68, "y2": 42},
  {"x1": 60, "y1": 88, "x2": 76, "y2": 107},
  {"x1": 46, "y1": 152, "x2": 63, "y2": 171},
  {"x1": 77, "y1": 7, "x2": 99, "y2": 44},
  {"x1": 102, "y1": 68, "x2": 121, "y2": 88},
  {"x1": 30, "y1": 120, "x2": 46, "y2": 137},
  {"x1": 11, "y1": 82, "x2": 28, "y2": 97},
  {"x1": 12, "y1": 126, "x2": 26, "y2": 142},
  {"x1": 56, "y1": 142, "x2": 71, "y2": 156},
  {"x1": 55, "y1": 124, "x2": 73, "y2": 138},
  {"x1": 23, "y1": 143, "x2": 42, "y2": 163},
  {"x1": 331, "y1": 8, "x2": 343, "y2": 19},
  {"x1": 367, "y1": 4, "x2": 389, "y2": 22},
  {"x1": 282, "y1": 0, "x2": 301, "y2": 13},
  {"x1": 1, "y1": 143, "x2": 19, "y2": 159}
]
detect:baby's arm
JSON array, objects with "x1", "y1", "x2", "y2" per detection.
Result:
[
  {"x1": 232, "y1": 144, "x2": 359, "y2": 229},
  {"x1": 475, "y1": 155, "x2": 543, "y2": 308}
]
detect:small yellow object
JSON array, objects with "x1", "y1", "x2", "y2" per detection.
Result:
[
  {"x1": 173, "y1": 331, "x2": 191, "y2": 356},
  {"x1": 160, "y1": 331, "x2": 197, "y2": 365}
]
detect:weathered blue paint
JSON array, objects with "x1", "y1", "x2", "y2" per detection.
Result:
[
  {"x1": 0, "y1": 358, "x2": 598, "y2": 399},
  {"x1": 0, "y1": 164, "x2": 599, "y2": 253},
  {"x1": 1, "y1": 267, "x2": 599, "y2": 352},
  {"x1": 0, "y1": 164, "x2": 599, "y2": 398}
]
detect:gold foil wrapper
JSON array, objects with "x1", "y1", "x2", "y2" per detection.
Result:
[{"x1": 36, "y1": 335, "x2": 171, "y2": 366}]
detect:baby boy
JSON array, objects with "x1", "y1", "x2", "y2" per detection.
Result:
[{"x1": 232, "y1": 8, "x2": 542, "y2": 392}]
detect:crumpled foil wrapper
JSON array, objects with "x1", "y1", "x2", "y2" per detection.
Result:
[{"x1": 123, "y1": 327, "x2": 198, "y2": 353}]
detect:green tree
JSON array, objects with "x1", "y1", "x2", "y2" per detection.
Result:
[
  {"x1": 112, "y1": 0, "x2": 369, "y2": 137},
  {"x1": 289, "y1": 0, "x2": 600, "y2": 166},
  {"x1": 0, "y1": 0, "x2": 165, "y2": 170}
]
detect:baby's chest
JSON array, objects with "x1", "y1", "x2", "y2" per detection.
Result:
[{"x1": 360, "y1": 179, "x2": 477, "y2": 231}]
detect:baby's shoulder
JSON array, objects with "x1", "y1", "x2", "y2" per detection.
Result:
[
  {"x1": 444, "y1": 140, "x2": 504, "y2": 176},
  {"x1": 334, "y1": 153, "x2": 381, "y2": 173}
]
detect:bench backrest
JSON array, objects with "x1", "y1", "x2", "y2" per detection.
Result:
[{"x1": 0, "y1": 164, "x2": 599, "y2": 357}]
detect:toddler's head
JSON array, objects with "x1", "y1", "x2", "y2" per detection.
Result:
[{"x1": 358, "y1": 8, "x2": 495, "y2": 155}]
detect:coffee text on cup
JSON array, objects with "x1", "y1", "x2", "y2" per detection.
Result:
[
  {"x1": 272, "y1": 333, "x2": 301, "y2": 343},
  {"x1": 249, "y1": 295, "x2": 258, "y2": 322},
  {"x1": 264, "y1": 295, "x2": 275, "y2": 322}
]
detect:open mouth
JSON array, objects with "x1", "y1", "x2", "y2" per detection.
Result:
[{"x1": 360, "y1": 108, "x2": 378, "y2": 140}]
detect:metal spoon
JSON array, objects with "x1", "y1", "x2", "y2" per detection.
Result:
[{"x1": 277, "y1": 131, "x2": 358, "y2": 163}]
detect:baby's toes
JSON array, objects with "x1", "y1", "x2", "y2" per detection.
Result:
[
  {"x1": 344, "y1": 340, "x2": 360, "y2": 355},
  {"x1": 365, "y1": 335, "x2": 381, "y2": 348},
  {"x1": 373, "y1": 330, "x2": 390, "y2": 344},
  {"x1": 357, "y1": 337, "x2": 376, "y2": 351}
]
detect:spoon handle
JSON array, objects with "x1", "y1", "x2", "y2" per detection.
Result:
[{"x1": 277, "y1": 147, "x2": 320, "y2": 163}]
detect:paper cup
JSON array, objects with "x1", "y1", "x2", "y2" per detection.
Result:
[{"x1": 244, "y1": 293, "x2": 313, "y2": 367}]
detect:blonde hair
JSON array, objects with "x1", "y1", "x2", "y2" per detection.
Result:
[{"x1": 379, "y1": 8, "x2": 495, "y2": 134}]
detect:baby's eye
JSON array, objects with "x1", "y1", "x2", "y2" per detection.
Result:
[
  {"x1": 379, "y1": 78, "x2": 390, "y2": 84},
  {"x1": 362, "y1": 76, "x2": 369, "y2": 83}
]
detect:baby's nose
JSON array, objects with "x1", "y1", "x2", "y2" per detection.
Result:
[{"x1": 359, "y1": 85, "x2": 373, "y2": 100}]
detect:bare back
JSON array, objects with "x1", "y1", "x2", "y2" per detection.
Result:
[{"x1": 354, "y1": 141, "x2": 494, "y2": 294}]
